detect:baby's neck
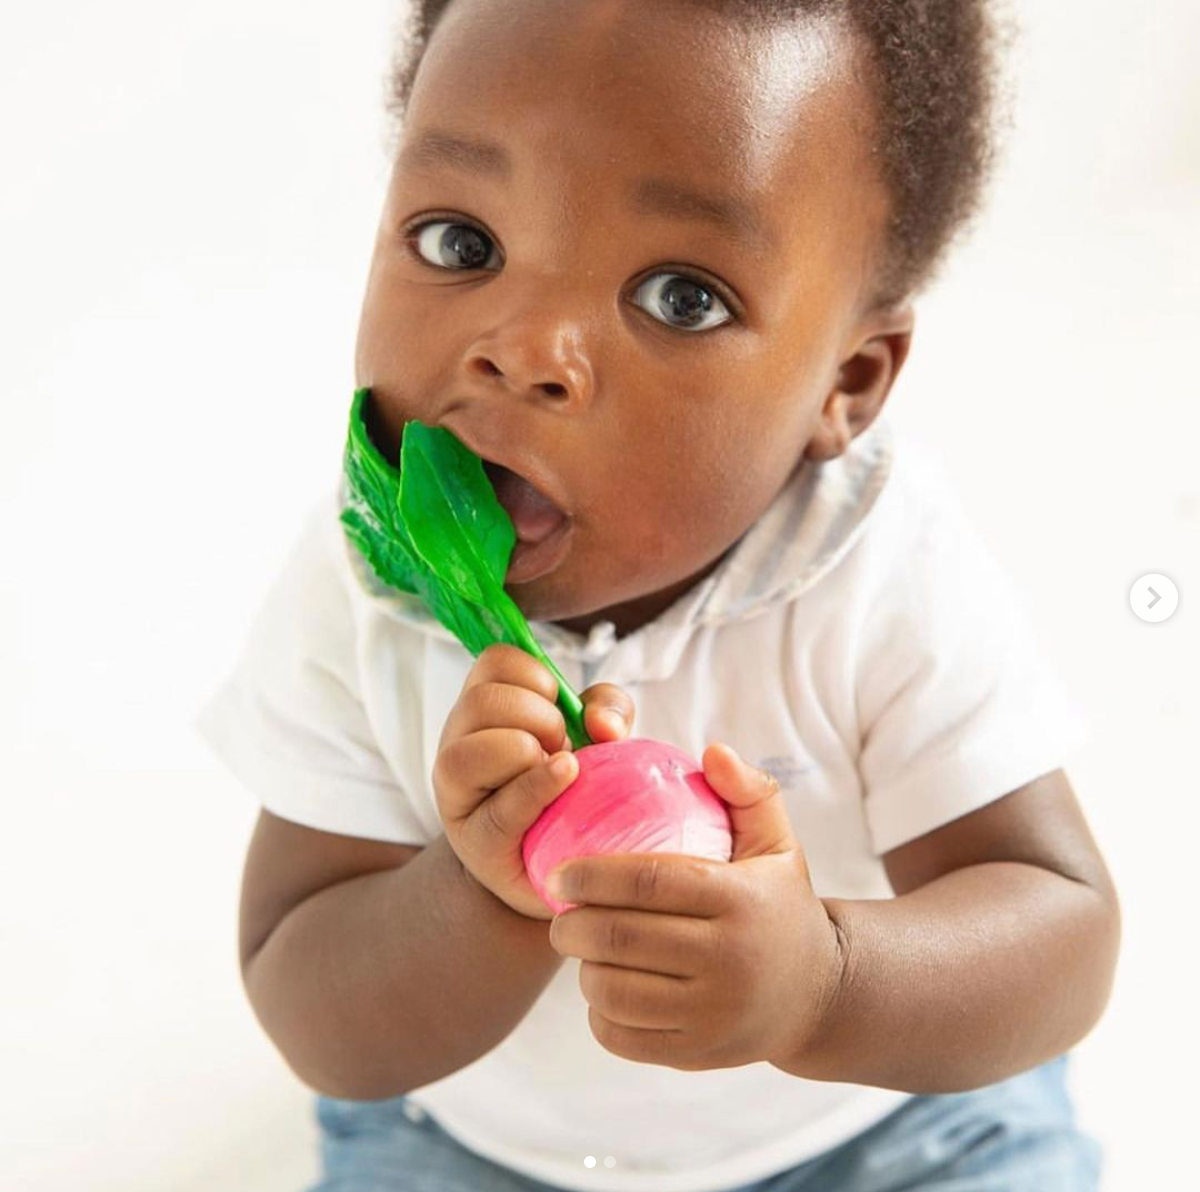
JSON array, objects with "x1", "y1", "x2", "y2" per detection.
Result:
[{"x1": 553, "y1": 549, "x2": 728, "y2": 642}]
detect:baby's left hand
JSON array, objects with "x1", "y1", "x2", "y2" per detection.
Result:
[{"x1": 547, "y1": 743, "x2": 844, "y2": 1072}]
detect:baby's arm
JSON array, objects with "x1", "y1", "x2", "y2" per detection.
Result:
[
  {"x1": 773, "y1": 769, "x2": 1120, "y2": 1092},
  {"x1": 240, "y1": 645, "x2": 633, "y2": 1100},
  {"x1": 240, "y1": 816, "x2": 565, "y2": 1100}
]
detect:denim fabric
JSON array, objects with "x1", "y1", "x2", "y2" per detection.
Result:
[{"x1": 305, "y1": 1055, "x2": 1099, "y2": 1192}]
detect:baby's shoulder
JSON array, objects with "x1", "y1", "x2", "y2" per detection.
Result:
[{"x1": 853, "y1": 426, "x2": 982, "y2": 574}]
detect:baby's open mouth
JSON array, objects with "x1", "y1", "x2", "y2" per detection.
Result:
[{"x1": 482, "y1": 460, "x2": 569, "y2": 545}]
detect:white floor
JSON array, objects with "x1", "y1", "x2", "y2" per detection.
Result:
[{"x1": 3, "y1": 1, "x2": 1198, "y2": 1189}]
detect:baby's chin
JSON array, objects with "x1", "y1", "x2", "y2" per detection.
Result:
[
  {"x1": 505, "y1": 574, "x2": 598, "y2": 630},
  {"x1": 504, "y1": 567, "x2": 625, "y2": 637},
  {"x1": 504, "y1": 536, "x2": 725, "y2": 639}
]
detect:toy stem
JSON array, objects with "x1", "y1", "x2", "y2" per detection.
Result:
[{"x1": 509, "y1": 619, "x2": 591, "y2": 750}]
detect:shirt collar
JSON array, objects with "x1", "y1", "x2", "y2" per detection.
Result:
[{"x1": 340, "y1": 416, "x2": 895, "y2": 683}]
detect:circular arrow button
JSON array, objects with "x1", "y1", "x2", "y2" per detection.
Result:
[{"x1": 1130, "y1": 573, "x2": 1179, "y2": 623}]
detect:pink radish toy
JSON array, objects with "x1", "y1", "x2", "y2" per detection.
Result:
[{"x1": 523, "y1": 738, "x2": 734, "y2": 915}]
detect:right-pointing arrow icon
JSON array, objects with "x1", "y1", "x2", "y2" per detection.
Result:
[{"x1": 1131, "y1": 573, "x2": 1177, "y2": 622}]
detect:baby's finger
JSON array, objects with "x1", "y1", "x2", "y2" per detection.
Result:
[
  {"x1": 434, "y1": 727, "x2": 547, "y2": 820},
  {"x1": 581, "y1": 682, "x2": 637, "y2": 742},
  {"x1": 470, "y1": 751, "x2": 579, "y2": 849},
  {"x1": 446, "y1": 680, "x2": 568, "y2": 756},
  {"x1": 464, "y1": 644, "x2": 559, "y2": 702}
]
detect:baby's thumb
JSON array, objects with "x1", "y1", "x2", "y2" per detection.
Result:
[
  {"x1": 703, "y1": 743, "x2": 797, "y2": 862},
  {"x1": 581, "y1": 683, "x2": 636, "y2": 744}
]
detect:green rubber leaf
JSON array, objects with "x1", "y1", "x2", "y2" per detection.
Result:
[
  {"x1": 339, "y1": 388, "x2": 590, "y2": 749},
  {"x1": 399, "y1": 420, "x2": 515, "y2": 609}
]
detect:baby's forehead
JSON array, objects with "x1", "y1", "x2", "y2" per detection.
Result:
[{"x1": 407, "y1": 2, "x2": 881, "y2": 247}]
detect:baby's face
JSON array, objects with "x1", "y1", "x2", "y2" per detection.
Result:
[{"x1": 356, "y1": 0, "x2": 895, "y2": 638}]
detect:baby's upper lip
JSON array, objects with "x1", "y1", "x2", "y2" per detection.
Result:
[{"x1": 437, "y1": 419, "x2": 571, "y2": 520}]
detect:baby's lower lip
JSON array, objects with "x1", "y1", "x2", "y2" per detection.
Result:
[{"x1": 506, "y1": 517, "x2": 573, "y2": 584}]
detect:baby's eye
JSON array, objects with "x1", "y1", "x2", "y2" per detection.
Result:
[
  {"x1": 631, "y1": 273, "x2": 733, "y2": 333},
  {"x1": 408, "y1": 219, "x2": 501, "y2": 271}
]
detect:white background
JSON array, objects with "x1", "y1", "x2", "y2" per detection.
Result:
[{"x1": 2, "y1": 1, "x2": 1197, "y2": 1188}]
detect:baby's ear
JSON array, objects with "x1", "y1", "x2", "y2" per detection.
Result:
[{"x1": 806, "y1": 305, "x2": 914, "y2": 462}]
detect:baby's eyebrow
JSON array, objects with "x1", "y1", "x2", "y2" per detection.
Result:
[
  {"x1": 632, "y1": 178, "x2": 776, "y2": 254},
  {"x1": 401, "y1": 128, "x2": 776, "y2": 254},
  {"x1": 404, "y1": 129, "x2": 511, "y2": 178}
]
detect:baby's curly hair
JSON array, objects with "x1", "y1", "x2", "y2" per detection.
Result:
[{"x1": 385, "y1": 0, "x2": 1012, "y2": 306}]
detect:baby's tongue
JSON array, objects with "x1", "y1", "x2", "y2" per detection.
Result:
[{"x1": 484, "y1": 463, "x2": 566, "y2": 544}]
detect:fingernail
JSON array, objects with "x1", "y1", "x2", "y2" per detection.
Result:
[
  {"x1": 549, "y1": 753, "x2": 575, "y2": 779},
  {"x1": 600, "y1": 710, "x2": 623, "y2": 734}
]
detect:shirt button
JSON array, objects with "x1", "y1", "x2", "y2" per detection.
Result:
[{"x1": 403, "y1": 1102, "x2": 427, "y2": 1123}]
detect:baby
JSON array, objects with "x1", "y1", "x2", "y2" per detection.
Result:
[{"x1": 197, "y1": 1, "x2": 1120, "y2": 1189}]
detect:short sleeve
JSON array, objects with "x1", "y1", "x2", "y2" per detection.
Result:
[
  {"x1": 855, "y1": 460, "x2": 1090, "y2": 856},
  {"x1": 193, "y1": 490, "x2": 429, "y2": 845}
]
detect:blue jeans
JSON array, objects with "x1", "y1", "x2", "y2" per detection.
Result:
[{"x1": 306, "y1": 1055, "x2": 1100, "y2": 1191}]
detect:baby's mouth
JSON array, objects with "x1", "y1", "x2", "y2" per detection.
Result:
[{"x1": 482, "y1": 460, "x2": 570, "y2": 545}]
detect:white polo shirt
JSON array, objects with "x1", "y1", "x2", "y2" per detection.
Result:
[{"x1": 195, "y1": 413, "x2": 1088, "y2": 1192}]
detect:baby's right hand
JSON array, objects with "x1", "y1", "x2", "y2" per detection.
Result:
[{"x1": 432, "y1": 643, "x2": 636, "y2": 921}]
